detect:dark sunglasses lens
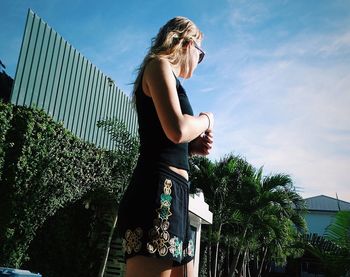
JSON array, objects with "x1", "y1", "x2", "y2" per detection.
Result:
[
  {"x1": 193, "y1": 41, "x2": 205, "y2": 64},
  {"x1": 198, "y1": 52, "x2": 204, "y2": 64}
]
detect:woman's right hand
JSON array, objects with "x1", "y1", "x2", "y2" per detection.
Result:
[
  {"x1": 199, "y1": 112, "x2": 214, "y2": 133},
  {"x1": 189, "y1": 130, "x2": 214, "y2": 156}
]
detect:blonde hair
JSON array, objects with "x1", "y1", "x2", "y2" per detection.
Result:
[{"x1": 132, "y1": 16, "x2": 203, "y2": 101}]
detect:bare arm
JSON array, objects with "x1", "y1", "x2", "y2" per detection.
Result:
[{"x1": 143, "y1": 58, "x2": 213, "y2": 144}]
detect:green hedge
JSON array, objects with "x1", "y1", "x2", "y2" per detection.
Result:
[
  {"x1": 0, "y1": 100, "x2": 138, "y2": 274},
  {"x1": 0, "y1": 100, "x2": 13, "y2": 182},
  {"x1": 26, "y1": 193, "x2": 117, "y2": 277}
]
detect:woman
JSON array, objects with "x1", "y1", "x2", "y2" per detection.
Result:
[{"x1": 117, "y1": 16, "x2": 214, "y2": 277}]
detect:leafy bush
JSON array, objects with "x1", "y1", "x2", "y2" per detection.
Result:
[
  {"x1": 0, "y1": 100, "x2": 13, "y2": 181},
  {"x1": 0, "y1": 100, "x2": 139, "y2": 275}
]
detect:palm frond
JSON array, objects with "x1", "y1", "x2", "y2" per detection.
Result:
[{"x1": 325, "y1": 210, "x2": 350, "y2": 249}]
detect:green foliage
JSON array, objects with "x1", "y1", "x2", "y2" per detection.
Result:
[
  {"x1": 0, "y1": 101, "x2": 139, "y2": 274},
  {"x1": 96, "y1": 118, "x2": 139, "y2": 202},
  {"x1": 325, "y1": 210, "x2": 350, "y2": 249},
  {"x1": 190, "y1": 153, "x2": 307, "y2": 277},
  {"x1": 305, "y1": 211, "x2": 350, "y2": 276},
  {"x1": 0, "y1": 100, "x2": 13, "y2": 182}
]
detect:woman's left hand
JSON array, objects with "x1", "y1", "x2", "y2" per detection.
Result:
[{"x1": 189, "y1": 131, "x2": 213, "y2": 156}]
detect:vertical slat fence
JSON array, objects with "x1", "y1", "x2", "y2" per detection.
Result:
[{"x1": 11, "y1": 9, "x2": 138, "y2": 151}]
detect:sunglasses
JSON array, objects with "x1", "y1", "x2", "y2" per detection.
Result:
[{"x1": 193, "y1": 40, "x2": 205, "y2": 64}]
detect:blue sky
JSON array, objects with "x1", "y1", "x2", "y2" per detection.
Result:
[{"x1": 1, "y1": 0, "x2": 350, "y2": 201}]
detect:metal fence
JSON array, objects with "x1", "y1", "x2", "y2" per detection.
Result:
[{"x1": 11, "y1": 9, "x2": 138, "y2": 151}]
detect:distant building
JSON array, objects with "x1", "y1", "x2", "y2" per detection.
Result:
[
  {"x1": 272, "y1": 195, "x2": 350, "y2": 276},
  {"x1": 294, "y1": 195, "x2": 350, "y2": 277},
  {"x1": 304, "y1": 195, "x2": 350, "y2": 235}
]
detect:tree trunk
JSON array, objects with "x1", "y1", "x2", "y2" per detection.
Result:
[
  {"x1": 238, "y1": 248, "x2": 247, "y2": 277},
  {"x1": 98, "y1": 206, "x2": 118, "y2": 277},
  {"x1": 229, "y1": 249, "x2": 240, "y2": 277},
  {"x1": 247, "y1": 257, "x2": 252, "y2": 277},
  {"x1": 227, "y1": 243, "x2": 230, "y2": 275},
  {"x1": 213, "y1": 223, "x2": 223, "y2": 277},
  {"x1": 200, "y1": 245, "x2": 207, "y2": 277},
  {"x1": 247, "y1": 248, "x2": 251, "y2": 277},
  {"x1": 241, "y1": 252, "x2": 245, "y2": 277},
  {"x1": 228, "y1": 226, "x2": 248, "y2": 277},
  {"x1": 208, "y1": 226, "x2": 213, "y2": 277},
  {"x1": 258, "y1": 246, "x2": 268, "y2": 277}
]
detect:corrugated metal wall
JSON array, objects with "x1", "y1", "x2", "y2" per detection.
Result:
[{"x1": 11, "y1": 9, "x2": 138, "y2": 151}]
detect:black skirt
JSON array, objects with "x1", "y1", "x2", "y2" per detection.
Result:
[{"x1": 116, "y1": 163, "x2": 194, "y2": 266}]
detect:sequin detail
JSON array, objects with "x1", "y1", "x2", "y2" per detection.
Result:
[
  {"x1": 147, "y1": 178, "x2": 184, "y2": 258},
  {"x1": 123, "y1": 227, "x2": 143, "y2": 254},
  {"x1": 169, "y1": 236, "x2": 183, "y2": 258},
  {"x1": 184, "y1": 239, "x2": 195, "y2": 257}
]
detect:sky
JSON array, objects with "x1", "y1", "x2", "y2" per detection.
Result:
[{"x1": 1, "y1": 0, "x2": 350, "y2": 201}]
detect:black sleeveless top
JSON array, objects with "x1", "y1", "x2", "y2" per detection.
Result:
[{"x1": 135, "y1": 74, "x2": 194, "y2": 171}]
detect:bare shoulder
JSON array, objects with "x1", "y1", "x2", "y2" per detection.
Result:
[
  {"x1": 144, "y1": 57, "x2": 174, "y2": 82},
  {"x1": 142, "y1": 57, "x2": 178, "y2": 104},
  {"x1": 146, "y1": 57, "x2": 170, "y2": 71}
]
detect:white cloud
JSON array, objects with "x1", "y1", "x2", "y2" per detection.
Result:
[
  {"x1": 209, "y1": 31, "x2": 350, "y2": 201},
  {"x1": 272, "y1": 31, "x2": 350, "y2": 59},
  {"x1": 226, "y1": 0, "x2": 269, "y2": 27}
]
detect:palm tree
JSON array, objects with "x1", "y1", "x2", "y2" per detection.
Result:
[
  {"x1": 190, "y1": 154, "x2": 307, "y2": 277},
  {"x1": 190, "y1": 154, "x2": 257, "y2": 277},
  {"x1": 228, "y1": 172, "x2": 307, "y2": 277},
  {"x1": 191, "y1": 154, "x2": 305, "y2": 277}
]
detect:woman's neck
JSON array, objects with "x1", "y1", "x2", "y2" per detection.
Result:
[{"x1": 170, "y1": 63, "x2": 181, "y2": 77}]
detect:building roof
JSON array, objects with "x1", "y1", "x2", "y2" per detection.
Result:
[{"x1": 304, "y1": 195, "x2": 350, "y2": 212}]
